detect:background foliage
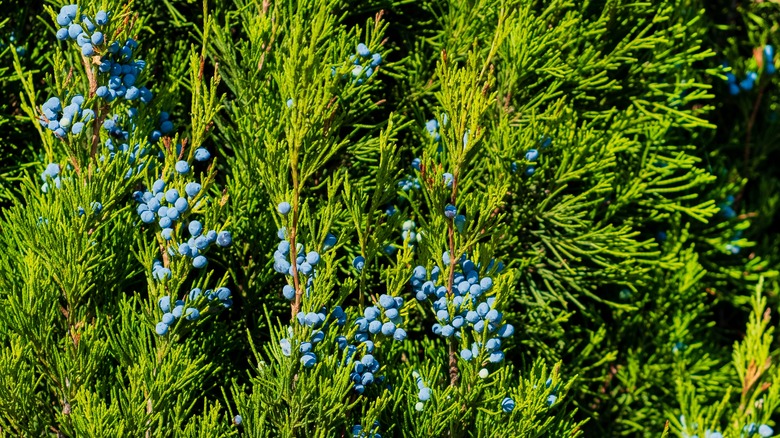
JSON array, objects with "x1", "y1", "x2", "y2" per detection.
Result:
[{"x1": 0, "y1": 0, "x2": 779, "y2": 437}]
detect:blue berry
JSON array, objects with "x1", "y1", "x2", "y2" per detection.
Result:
[
  {"x1": 233, "y1": 415, "x2": 242, "y2": 425},
  {"x1": 282, "y1": 285, "x2": 295, "y2": 300},
  {"x1": 353, "y1": 256, "x2": 365, "y2": 271},
  {"x1": 155, "y1": 322, "x2": 169, "y2": 335},
  {"x1": 371, "y1": 52, "x2": 382, "y2": 67},
  {"x1": 525, "y1": 149, "x2": 539, "y2": 161},
  {"x1": 56, "y1": 28, "x2": 69, "y2": 40},
  {"x1": 217, "y1": 231, "x2": 232, "y2": 247},
  {"x1": 418, "y1": 387, "x2": 431, "y2": 401},
  {"x1": 158, "y1": 295, "x2": 171, "y2": 312},
  {"x1": 501, "y1": 397, "x2": 515, "y2": 413},
  {"x1": 175, "y1": 160, "x2": 190, "y2": 174},
  {"x1": 301, "y1": 352, "x2": 317, "y2": 368},
  {"x1": 162, "y1": 312, "x2": 175, "y2": 325},
  {"x1": 165, "y1": 189, "x2": 179, "y2": 203},
  {"x1": 278, "y1": 201, "x2": 291, "y2": 215},
  {"x1": 323, "y1": 233, "x2": 337, "y2": 249},
  {"x1": 194, "y1": 148, "x2": 211, "y2": 161},
  {"x1": 161, "y1": 228, "x2": 174, "y2": 240},
  {"x1": 444, "y1": 204, "x2": 457, "y2": 219},
  {"x1": 193, "y1": 255, "x2": 208, "y2": 269},
  {"x1": 67, "y1": 23, "x2": 82, "y2": 39},
  {"x1": 185, "y1": 182, "x2": 201, "y2": 198},
  {"x1": 95, "y1": 10, "x2": 108, "y2": 25},
  {"x1": 188, "y1": 220, "x2": 203, "y2": 237},
  {"x1": 279, "y1": 338, "x2": 292, "y2": 356},
  {"x1": 460, "y1": 349, "x2": 473, "y2": 360},
  {"x1": 357, "y1": 43, "x2": 370, "y2": 57},
  {"x1": 152, "y1": 179, "x2": 166, "y2": 194},
  {"x1": 185, "y1": 307, "x2": 200, "y2": 320}
]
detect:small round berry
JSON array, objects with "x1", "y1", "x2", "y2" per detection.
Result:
[
  {"x1": 140, "y1": 210, "x2": 155, "y2": 223},
  {"x1": 91, "y1": 32, "x2": 104, "y2": 45},
  {"x1": 301, "y1": 352, "x2": 317, "y2": 368},
  {"x1": 175, "y1": 161, "x2": 190, "y2": 174},
  {"x1": 153, "y1": 179, "x2": 166, "y2": 194},
  {"x1": 415, "y1": 402, "x2": 424, "y2": 412},
  {"x1": 56, "y1": 28, "x2": 69, "y2": 40},
  {"x1": 185, "y1": 182, "x2": 201, "y2": 198},
  {"x1": 185, "y1": 307, "x2": 200, "y2": 320},
  {"x1": 162, "y1": 312, "x2": 175, "y2": 325},
  {"x1": 501, "y1": 397, "x2": 515, "y2": 413},
  {"x1": 353, "y1": 256, "x2": 365, "y2": 271},
  {"x1": 393, "y1": 328, "x2": 407, "y2": 341},
  {"x1": 95, "y1": 10, "x2": 108, "y2": 25},
  {"x1": 188, "y1": 220, "x2": 203, "y2": 237},
  {"x1": 194, "y1": 148, "x2": 211, "y2": 161},
  {"x1": 418, "y1": 387, "x2": 431, "y2": 401},
  {"x1": 165, "y1": 189, "x2": 180, "y2": 203},
  {"x1": 67, "y1": 23, "x2": 82, "y2": 39},
  {"x1": 233, "y1": 414, "x2": 242, "y2": 425},
  {"x1": 478, "y1": 368, "x2": 489, "y2": 379},
  {"x1": 282, "y1": 285, "x2": 295, "y2": 300},
  {"x1": 277, "y1": 201, "x2": 291, "y2": 215},
  {"x1": 193, "y1": 255, "x2": 208, "y2": 269},
  {"x1": 217, "y1": 231, "x2": 232, "y2": 247},
  {"x1": 158, "y1": 295, "x2": 172, "y2": 312},
  {"x1": 161, "y1": 228, "x2": 174, "y2": 240},
  {"x1": 155, "y1": 322, "x2": 169, "y2": 335}
]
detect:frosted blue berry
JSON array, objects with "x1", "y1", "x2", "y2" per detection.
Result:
[
  {"x1": 233, "y1": 415, "x2": 242, "y2": 425},
  {"x1": 381, "y1": 322, "x2": 396, "y2": 336},
  {"x1": 161, "y1": 228, "x2": 174, "y2": 240},
  {"x1": 162, "y1": 312, "x2": 175, "y2": 325},
  {"x1": 280, "y1": 338, "x2": 292, "y2": 356},
  {"x1": 188, "y1": 220, "x2": 203, "y2": 237},
  {"x1": 393, "y1": 328, "x2": 407, "y2": 341},
  {"x1": 353, "y1": 256, "x2": 365, "y2": 271},
  {"x1": 444, "y1": 204, "x2": 457, "y2": 219},
  {"x1": 165, "y1": 189, "x2": 179, "y2": 203},
  {"x1": 357, "y1": 43, "x2": 370, "y2": 57},
  {"x1": 525, "y1": 149, "x2": 539, "y2": 161},
  {"x1": 489, "y1": 351, "x2": 505, "y2": 363},
  {"x1": 371, "y1": 52, "x2": 382, "y2": 67},
  {"x1": 140, "y1": 210, "x2": 155, "y2": 223},
  {"x1": 759, "y1": 425, "x2": 774, "y2": 437},
  {"x1": 158, "y1": 295, "x2": 172, "y2": 312},
  {"x1": 153, "y1": 179, "x2": 166, "y2": 194},
  {"x1": 56, "y1": 28, "x2": 69, "y2": 40},
  {"x1": 185, "y1": 308, "x2": 200, "y2": 320},
  {"x1": 501, "y1": 397, "x2": 515, "y2": 413},
  {"x1": 306, "y1": 251, "x2": 320, "y2": 265},
  {"x1": 174, "y1": 160, "x2": 190, "y2": 174},
  {"x1": 277, "y1": 201, "x2": 291, "y2": 215},
  {"x1": 185, "y1": 182, "x2": 201, "y2": 198},
  {"x1": 95, "y1": 10, "x2": 108, "y2": 25},
  {"x1": 418, "y1": 387, "x2": 431, "y2": 401},
  {"x1": 155, "y1": 322, "x2": 169, "y2": 335},
  {"x1": 159, "y1": 216, "x2": 172, "y2": 228},
  {"x1": 68, "y1": 23, "x2": 82, "y2": 39},
  {"x1": 166, "y1": 208, "x2": 180, "y2": 220},
  {"x1": 174, "y1": 197, "x2": 189, "y2": 213},
  {"x1": 497, "y1": 323, "x2": 514, "y2": 338},
  {"x1": 193, "y1": 255, "x2": 207, "y2": 269},
  {"x1": 194, "y1": 148, "x2": 211, "y2": 161},
  {"x1": 282, "y1": 285, "x2": 295, "y2": 300},
  {"x1": 217, "y1": 231, "x2": 232, "y2": 247},
  {"x1": 189, "y1": 288, "x2": 202, "y2": 301},
  {"x1": 460, "y1": 349, "x2": 473, "y2": 360}
]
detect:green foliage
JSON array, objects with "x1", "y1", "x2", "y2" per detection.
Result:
[{"x1": 0, "y1": 0, "x2": 779, "y2": 437}]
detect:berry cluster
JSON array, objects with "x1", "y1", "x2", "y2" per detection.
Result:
[
  {"x1": 135, "y1": 175, "x2": 231, "y2": 271},
  {"x1": 99, "y1": 110, "x2": 152, "y2": 178},
  {"x1": 725, "y1": 45, "x2": 775, "y2": 97},
  {"x1": 335, "y1": 295, "x2": 406, "y2": 394},
  {"x1": 397, "y1": 159, "x2": 422, "y2": 192},
  {"x1": 348, "y1": 43, "x2": 382, "y2": 85},
  {"x1": 39, "y1": 95, "x2": 94, "y2": 138},
  {"x1": 351, "y1": 421, "x2": 381, "y2": 438},
  {"x1": 273, "y1": 202, "x2": 330, "y2": 300},
  {"x1": 95, "y1": 37, "x2": 152, "y2": 104},
  {"x1": 154, "y1": 286, "x2": 233, "y2": 335},
  {"x1": 411, "y1": 254, "x2": 514, "y2": 364},
  {"x1": 401, "y1": 219, "x2": 422, "y2": 246},
  {"x1": 443, "y1": 204, "x2": 466, "y2": 233},
  {"x1": 511, "y1": 136, "x2": 550, "y2": 176},
  {"x1": 279, "y1": 306, "x2": 346, "y2": 368},
  {"x1": 40, "y1": 163, "x2": 62, "y2": 193},
  {"x1": 743, "y1": 423, "x2": 773, "y2": 437},
  {"x1": 150, "y1": 112, "x2": 175, "y2": 143},
  {"x1": 412, "y1": 371, "x2": 431, "y2": 412},
  {"x1": 54, "y1": 5, "x2": 108, "y2": 56}
]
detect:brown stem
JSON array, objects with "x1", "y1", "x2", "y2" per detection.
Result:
[
  {"x1": 290, "y1": 159, "x2": 303, "y2": 316},
  {"x1": 446, "y1": 171, "x2": 460, "y2": 386}
]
